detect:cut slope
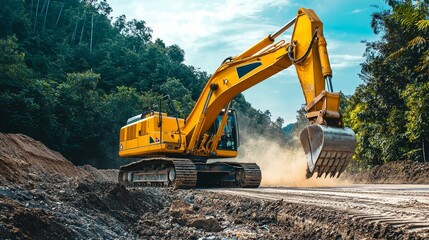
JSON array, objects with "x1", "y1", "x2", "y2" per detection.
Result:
[
  {"x1": 349, "y1": 160, "x2": 429, "y2": 184},
  {"x1": 0, "y1": 133, "x2": 91, "y2": 185}
]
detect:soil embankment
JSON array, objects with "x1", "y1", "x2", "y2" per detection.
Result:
[{"x1": 347, "y1": 160, "x2": 429, "y2": 184}]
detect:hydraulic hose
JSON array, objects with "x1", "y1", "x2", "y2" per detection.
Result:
[{"x1": 287, "y1": 28, "x2": 318, "y2": 64}]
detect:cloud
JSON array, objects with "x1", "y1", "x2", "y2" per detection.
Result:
[
  {"x1": 108, "y1": 0, "x2": 292, "y2": 71},
  {"x1": 350, "y1": 8, "x2": 367, "y2": 14},
  {"x1": 326, "y1": 40, "x2": 366, "y2": 69},
  {"x1": 330, "y1": 54, "x2": 364, "y2": 69}
]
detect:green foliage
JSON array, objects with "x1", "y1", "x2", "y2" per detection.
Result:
[
  {"x1": 167, "y1": 44, "x2": 185, "y2": 63},
  {"x1": 0, "y1": 36, "x2": 32, "y2": 88},
  {"x1": 402, "y1": 82, "x2": 429, "y2": 143},
  {"x1": 160, "y1": 77, "x2": 195, "y2": 117},
  {"x1": 0, "y1": 0, "x2": 28, "y2": 39},
  {"x1": 343, "y1": 0, "x2": 429, "y2": 166},
  {"x1": 55, "y1": 71, "x2": 103, "y2": 165},
  {"x1": 0, "y1": 0, "x2": 285, "y2": 168}
]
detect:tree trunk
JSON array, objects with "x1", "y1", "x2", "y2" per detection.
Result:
[
  {"x1": 55, "y1": 3, "x2": 64, "y2": 27},
  {"x1": 79, "y1": 16, "x2": 86, "y2": 44},
  {"x1": 40, "y1": 0, "x2": 47, "y2": 14},
  {"x1": 30, "y1": 0, "x2": 34, "y2": 19},
  {"x1": 71, "y1": 20, "x2": 78, "y2": 45},
  {"x1": 34, "y1": 0, "x2": 40, "y2": 31},
  {"x1": 42, "y1": 0, "x2": 50, "y2": 32},
  {"x1": 90, "y1": 13, "x2": 94, "y2": 52},
  {"x1": 423, "y1": 139, "x2": 427, "y2": 163}
]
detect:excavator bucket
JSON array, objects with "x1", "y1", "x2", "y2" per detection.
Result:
[{"x1": 300, "y1": 125, "x2": 357, "y2": 178}]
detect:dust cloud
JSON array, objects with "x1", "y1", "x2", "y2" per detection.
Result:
[{"x1": 236, "y1": 136, "x2": 351, "y2": 187}]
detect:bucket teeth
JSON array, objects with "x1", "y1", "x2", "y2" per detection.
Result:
[{"x1": 300, "y1": 125, "x2": 357, "y2": 179}]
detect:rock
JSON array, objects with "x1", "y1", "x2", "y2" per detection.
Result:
[
  {"x1": 192, "y1": 204, "x2": 200, "y2": 211},
  {"x1": 184, "y1": 192, "x2": 195, "y2": 204},
  {"x1": 169, "y1": 200, "x2": 194, "y2": 218},
  {"x1": 189, "y1": 217, "x2": 222, "y2": 232},
  {"x1": 233, "y1": 218, "x2": 243, "y2": 224}
]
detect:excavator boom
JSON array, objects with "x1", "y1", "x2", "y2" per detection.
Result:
[{"x1": 117, "y1": 8, "x2": 357, "y2": 188}]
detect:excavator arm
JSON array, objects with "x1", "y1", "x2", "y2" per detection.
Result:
[{"x1": 182, "y1": 8, "x2": 357, "y2": 178}]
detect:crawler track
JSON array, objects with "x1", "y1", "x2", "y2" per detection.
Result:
[
  {"x1": 172, "y1": 159, "x2": 198, "y2": 188},
  {"x1": 207, "y1": 184, "x2": 429, "y2": 237},
  {"x1": 118, "y1": 158, "x2": 197, "y2": 188},
  {"x1": 235, "y1": 163, "x2": 262, "y2": 187},
  {"x1": 119, "y1": 158, "x2": 261, "y2": 189}
]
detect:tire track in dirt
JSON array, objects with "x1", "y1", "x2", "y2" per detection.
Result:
[{"x1": 206, "y1": 185, "x2": 429, "y2": 237}]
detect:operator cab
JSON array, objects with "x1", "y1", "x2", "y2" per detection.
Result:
[{"x1": 208, "y1": 109, "x2": 240, "y2": 151}]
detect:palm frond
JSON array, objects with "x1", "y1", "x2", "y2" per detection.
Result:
[
  {"x1": 416, "y1": 20, "x2": 429, "y2": 30},
  {"x1": 407, "y1": 36, "x2": 427, "y2": 47},
  {"x1": 386, "y1": 47, "x2": 406, "y2": 61}
]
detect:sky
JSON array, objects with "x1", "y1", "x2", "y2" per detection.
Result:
[{"x1": 106, "y1": 0, "x2": 389, "y2": 125}]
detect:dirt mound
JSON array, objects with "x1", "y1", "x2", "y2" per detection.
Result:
[
  {"x1": 0, "y1": 133, "x2": 119, "y2": 186},
  {"x1": 79, "y1": 165, "x2": 118, "y2": 183},
  {"x1": 0, "y1": 133, "x2": 91, "y2": 185},
  {"x1": 349, "y1": 160, "x2": 429, "y2": 184},
  {"x1": 73, "y1": 182, "x2": 166, "y2": 216}
]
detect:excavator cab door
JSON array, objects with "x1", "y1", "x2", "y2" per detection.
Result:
[{"x1": 211, "y1": 110, "x2": 240, "y2": 151}]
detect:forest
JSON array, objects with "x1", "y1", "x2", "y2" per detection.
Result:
[{"x1": 0, "y1": 0, "x2": 427, "y2": 169}]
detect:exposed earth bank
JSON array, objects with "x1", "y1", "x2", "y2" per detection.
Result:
[
  {"x1": 346, "y1": 160, "x2": 429, "y2": 184},
  {"x1": 1, "y1": 133, "x2": 427, "y2": 239}
]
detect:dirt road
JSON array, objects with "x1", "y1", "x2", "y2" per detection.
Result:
[{"x1": 207, "y1": 184, "x2": 429, "y2": 237}]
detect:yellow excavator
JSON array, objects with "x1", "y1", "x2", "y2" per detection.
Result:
[{"x1": 118, "y1": 8, "x2": 357, "y2": 188}]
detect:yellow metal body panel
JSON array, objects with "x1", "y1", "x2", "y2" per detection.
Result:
[
  {"x1": 119, "y1": 113, "x2": 186, "y2": 157},
  {"x1": 325, "y1": 92, "x2": 340, "y2": 111},
  {"x1": 215, "y1": 150, "x2": 238, "y2": 158}
]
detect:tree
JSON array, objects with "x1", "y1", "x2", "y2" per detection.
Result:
[
  {"x1": 232, "y1": 94, "x2": 288, "y2": 146},
  {"x1": 160, "y1": 77, "x2": 195, "y2": 116},
  {"x1": 0, "y1": 36, "x2": 32, "y2": 89},
  {"x1": 0, "y1": 0, "x2": 28, "y2": 39},
  {"x1": 167, "y1": 44, "x2": 185, "y2": 63},
  {"x1": 55, "y1": 70, "x2": 103, "y2": 165},
  {"x1": 343, "y1": 0, "x2": 429, "y2": 167},
  {"x1": 402, "y1": 81, "x2": 429, "y2": 162},
  {"x1": 0, "y1": 37, "x2": 60, "y2": 147},
  {"x1": 0, "y1": 36, "x2": 34, "y2": 132},
  {"x1": 282, "y1": 105, "x2": 308, "y2": 149}
]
